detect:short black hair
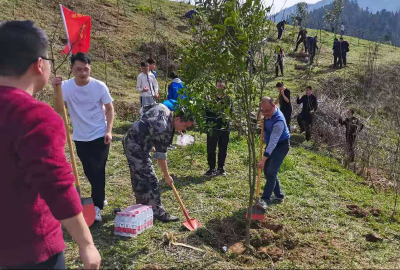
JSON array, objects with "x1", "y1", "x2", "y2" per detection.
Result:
[
  {"x1": 147, "y1": 58, "x2": 156, "y2": 65},
  {"x1": 306, "y1": 86, "x2": 313, "y2": 90},
  {"x1": 141, "y1": 61, "x2": 149, "y2": 67},
  {"x1": 169, "y1": 71, "x2": 179, "y2": 79},
  {"x1": 71, "y1": 52, "x2": 91, "y2": 66},
  {"x1": 276, "y1": 81, "x2": 284, "y2": 88},
  {"x1": 0, "y1": 20, "x2": 48, "y2": 76},
  {"x1": 340, "y1": 37, "x2": 344, "y2": 40}
]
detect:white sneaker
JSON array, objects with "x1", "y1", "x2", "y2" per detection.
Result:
[
  {"x1": 103, "y1": 199, "x2": 108, "y2": 206},
  {"x1": 95, "y1": 206, "x2": 102, "y2": 222}
]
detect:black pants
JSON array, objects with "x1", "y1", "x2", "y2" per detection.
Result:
[
  {"x1": 275, "y1": 60, "x2": 284, "y2": 76},
  {"x1": 75, "y1": 137, "x2": 110, "y2": 209},
  {"x1": 342, "y1": 52, "x2": 347, "y2": 66},
  {"x1": 295, "y1": 38, "x2": 306, "y2": 52},
  {"x1": 297, "y1": 114, "x2": 313, "y2": 141},
  {"x1": 282, "y1": 110, "x2": 292, "y2": 128},
  {"x1": 7, "y1": 252, "x2": 65, "y2": 269},
  {"x1": 310, "y1": 52, "x2": 316, "y2": 65},
  {"x1": 334, "y1": 54, "x2": 343, "y2": 68},
  {"x1": 207, "y1": 129, "x2": 230, "y2": 170},
  {"x1": 277, "y1": 28, "x2": 283, "y2": 39}
]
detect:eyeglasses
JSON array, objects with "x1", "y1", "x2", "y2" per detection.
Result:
[{"x1": 32, "y1": 56, "x2": 55, "y2": 65}]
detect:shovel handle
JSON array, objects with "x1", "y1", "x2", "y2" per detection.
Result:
[
  {"x1": 255, "y1": 118, "x2": 265, "y2": 199},
  {"x1": 54, "y1": 84, "x2": 80, "y2": 190},
  {"x1": 171, "y1": 183, "x2": 192, "y2": 223}
]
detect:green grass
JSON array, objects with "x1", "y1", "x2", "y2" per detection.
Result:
[{"x1": 1, "y1": 0, "x2": 400, "y2": 268}]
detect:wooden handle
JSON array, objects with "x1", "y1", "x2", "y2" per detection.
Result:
[
  {"x1": 171, "y1": 183, "x2": 191, "y2": 222},
  {"x1": 255, "y1": 118, "x2": 265, "y2": 199},
  {"x1": 54, "y1": 84, "x2": 80, "y2": 189}
]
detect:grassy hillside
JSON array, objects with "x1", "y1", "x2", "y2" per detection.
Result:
[{"x1": 1, "y1": 0, "x2": 400, "y2": 269}]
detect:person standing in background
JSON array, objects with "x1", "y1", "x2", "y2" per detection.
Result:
[
  {"x1": 296, "y1": 86, "x2": 318, "y2": 141},
  {"x1": 274, "y1": 82, "x2": 292, "y2": 129},
  {"x1": 275, "y1": 45, "x2": 285, "y2": 77},
  {"x1": 340, "y1": 37, "x2": 350, "y2": 67},
  {"x1": 147, "y1": 58, "x2": 158, "y2": 79},
  {"x1": 137, "y1": 61, "x2": 159, "y2": 107},
  {"x1": 333, "y1": 38, "x2": 343, "y2": 68}
]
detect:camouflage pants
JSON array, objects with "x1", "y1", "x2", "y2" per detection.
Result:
[{"x1": 122, "y1": 131, "x2": 166, "y2": 217}]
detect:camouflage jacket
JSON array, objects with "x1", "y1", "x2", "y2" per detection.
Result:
[{"x1": 130, "y1": 103, "x2": 174, "y2": 159}]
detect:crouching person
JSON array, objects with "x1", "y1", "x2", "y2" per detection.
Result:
[{"x1": 122, "y1": 103, "x2": 194, "y2": 222}]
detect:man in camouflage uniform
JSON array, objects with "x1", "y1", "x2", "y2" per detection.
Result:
[{"x1": 122, "y1": 103, "x2": 194, "y2": 222}]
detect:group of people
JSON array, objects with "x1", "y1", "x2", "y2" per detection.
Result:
[
  {"x1": 294, "y1": 28, "x2": 319, "y2": 65},
  {"x1": 1, "y1": 19, "x2": 364, "y2": 270},
  {"x1": 333, "y1": 37, "x2": 350, "y2": 68}
]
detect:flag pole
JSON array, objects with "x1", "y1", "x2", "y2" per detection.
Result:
[{"x1": 60, "y1": 4, "x2": 72, "y2": 55}]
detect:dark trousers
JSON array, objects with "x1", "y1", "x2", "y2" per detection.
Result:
[
  {"x1": 7, "y1": 252, "x2": 65, "y2": 269},
  {"x1": 207, "y1": 129, "x2": 230, "y2": 170},
  {"x1": 277, "y1": 28, "x2": 283, "y2": 39},
  {"x1": 334, "y1": 54, "x2": 343, "y2": 68},
  {"x1": 297, "y1": 114, "x2": 313, "y2": 141},
  {"x1": 275, "y1": 61, "x2": 284, "y2": 76},
  {"x1": 261, "y1": 140, "x2": 289, "y2": 201},
  {"x1": 75, "y1": 137, "x2": 110, "y2": 209},
  {"x1": 346, "y1": 136, "x2": 356, "y2": 162},
  {"x1": 342, "y1": 52, "x2": 347, "y2": 66},
  {"x1": 310, "y1": 52, "x2": 316, "y2": 65},
  {"x1": 282, "y1": 110, "x2": 292, "y2": 128},
  {"x1": 295, "y1": 38, "x2": 306, "y2": 52}
]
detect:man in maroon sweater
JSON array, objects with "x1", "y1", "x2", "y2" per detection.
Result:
[{"x1": 0, "y1": 21, "x2": 101, "y2": 269}]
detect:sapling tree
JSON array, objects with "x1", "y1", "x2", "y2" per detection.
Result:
[
  {"x1": 323, "y1": 0, "x2": 343, "y2": 37},
  {"x1": 178, "y1": 0, "x2": 272, "y2": 246}
]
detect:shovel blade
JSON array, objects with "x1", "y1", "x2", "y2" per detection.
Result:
[
  {"x1": 81, "y1": 197, "x2": 95, "y2": 227},
  {"x1": 245, "y1": 206, "x2": 265, "y2": 221},
  {"x1": 183, "y1": 218, "x2": 202, "y2": 231}
]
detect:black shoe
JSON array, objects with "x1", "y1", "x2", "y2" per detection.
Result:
[
  {"x1": 217, "y1": 168, "x2": 226, "y2": 176},
  {"x1": 203, "y1": 169, "x2": 217, "y2": 177},
  {"x1": 155, "y1": 213, "x2": 180, "y2": 223},
  {"x1": 272, "y1": 196, "x2": 284, "y2": 203}
]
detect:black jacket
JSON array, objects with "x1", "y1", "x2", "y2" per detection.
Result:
[
  {"x1": 341, "y1": 41, "x2": 349, "y2": 53},
  {"x1": 333, "y1": 41, "x2": 341, "y2": 55},
  {"x1": 297, "y1": 94, "x2": 318, "y2": 116},
  {"x1": 205, "y1": 96, "x2": 233, "y2": 131}
]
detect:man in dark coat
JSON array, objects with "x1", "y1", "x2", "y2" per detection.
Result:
[
  {"x1": 339, "y1": 109, "x2": 364, "y2": 163},
  {"x1": 333, "y1": 38, "x2": 343, "y2": 68},
  {"x1": 296, "y1": 86, "x2": 318, "y2": 141},
  {"x1": 340, "y1": 37, "x2": 350, "y2": 66}
]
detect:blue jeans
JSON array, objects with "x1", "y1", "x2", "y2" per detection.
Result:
[{"x1": 261, "y1": 140, "x2": 289, "y2": 201}]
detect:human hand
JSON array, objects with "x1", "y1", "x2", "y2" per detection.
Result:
[
  {"x1": 258, "y1": 159, "x2": 266, "y2": 169},
  {"x1": 165, "y1": 175, "x2": 174, "y2": 186},
  {"x1": 155, "y1": 93, "x2": 159, "y2": 99},
  {"x1": 104, "y1": 132, "x2": 112, "y2": 144},
  {"x1": 51, "y1": 77, "x2": 62, "y2": 88},
  {"x1": 142, "y1": 87, "x2": 149, "y2": 92},
  {"x1": 79, "y1": 243, "x2": 101, "y2": 269},
  {"x1": 179, "y1": 130, "x2": 183, "y2": 136},
  {"x1": 310, "y1": 110, "x2": 314, "y2": 114}
]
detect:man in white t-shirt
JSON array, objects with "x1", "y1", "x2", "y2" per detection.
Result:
[
  {"x1": 51, "y1": 53, "x2": 114, "y2": 222},
  {"x1": 137, "y1": 61, "x2": 159, "y2": 106}
]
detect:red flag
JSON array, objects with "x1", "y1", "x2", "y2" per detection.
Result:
[{"x1": 60, "y1": 5, "x2": 92, "y2": 55}]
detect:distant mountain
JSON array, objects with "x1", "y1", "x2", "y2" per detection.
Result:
[{"x1": 273, "y1": 0, "x2": 400, "y2": 22}]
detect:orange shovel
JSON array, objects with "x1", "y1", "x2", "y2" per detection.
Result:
[
  {"x1": 171, "y1": 182, "x2": 201, "y2": 231},
  {"x1": 54, "y1": 84, "x2": 95, "y2": 227}
]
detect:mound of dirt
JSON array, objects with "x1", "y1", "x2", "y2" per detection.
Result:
[
  {"x1": 365, "y1": 233, "x2": 383, "y2": 242},
  {"x1": 258, "y1": 246, "x2": 283, "y2": 262},
  {"x1": 228, "y1": 242, "x2": 246, "y2": 255},
  {"x1": 250, "y1": 229, "x2": 276, "y2": 248},
  {"x1": 346, "y1": 204, "x2": 369, "y2": 218}
]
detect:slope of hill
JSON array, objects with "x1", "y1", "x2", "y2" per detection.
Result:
[{"x1": 1, "y1": 0, "x2": 400, "y2": 269}]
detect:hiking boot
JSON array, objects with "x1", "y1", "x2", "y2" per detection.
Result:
[
  {"x1": 255, "y1": 199, "x2": 268, "y2": 210},
  {"x1": 95, "y1": 206, "x2": 102, "y2": 222},
  {"x1": 103, "y1": 198, "x2": 108, "y2": 206},
  {"x1": 167, "y1": 145, "x2": 176, "y2": 150},
  {"x1": 203, "y1": 169, "x2": 217, "y2": 177},
  {"x1": 217, "y1": 168, "x2": 226, "y2": 177},
  {"x1": 155, "y1": 213, "x2": 180, "y2": 223}
]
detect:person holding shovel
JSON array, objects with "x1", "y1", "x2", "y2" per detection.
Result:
[
  {"x1": 51, "y1": 53, "x2": 114, "y2": 222},
  {"x1": 0, "y1": 20, "x2": 101, "y2": 269},
  {"x1": 256, "y1": 97, "x2": 290, "y2": 210},
  {"x1": 122, "y1": 103, "x2": 194, "y2": 222}
]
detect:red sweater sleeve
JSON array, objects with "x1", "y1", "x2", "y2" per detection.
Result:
[{"x1": 17, "y1": 102, "x2": 82, "y2": 220}]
